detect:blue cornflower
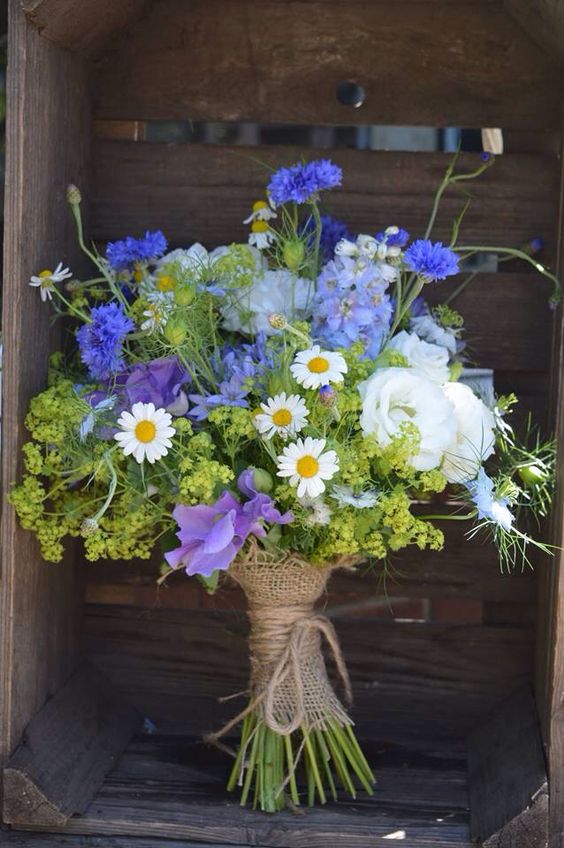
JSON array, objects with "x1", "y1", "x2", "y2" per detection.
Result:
[
  {"x1": 403, "y1": 239, "x2": 459, "y2": 282},
  {"x1": 375, "y1": 226, "x2": 410, "y2": 248},
  {"x1": 77, "y1": 302, "x2": 135, "y2": 381},
  {"x1": 301, "y1": 215, "x2": 353, "y2": 263},
  {"x1": 268, "y1": 159, "x2": 342, "y2": 205},
  {"x1": 106, "y1": 230, "x2": 168, "y2": 271}
]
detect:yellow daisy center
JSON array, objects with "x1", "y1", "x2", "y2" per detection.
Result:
[
  {"x1": 135, "y1": 420, "x2": 157, "y2": 443},
  {"x1": 272, "y1": 408, "x2": 292, "y2": 427},
  {"x1": 133, "y1": 269, "x2": 144, "y2": 283},
  {"x1": 252, "y1": 220, "x2": 269, "y2": 233},
  {"x1": 253, "y1": 200, "x2": 268, "y2": 212},
  {"x1": 157, "y1": 274, "x2": 175, "y2": 292},
  {"x1": 296, "y1": 455, "x2": 319, "y2": 478},
  {"x1": 308, "y1": 356, "x2": 329, "y2": 373},
  {"x1": 39, "y1": 269, "x2": 53, "y2": 279}
]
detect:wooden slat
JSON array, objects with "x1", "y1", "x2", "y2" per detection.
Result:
[
  {"x1": 0, "y1": 0, "x2": 90, "y2": 761},
  {"x1": 0, "y1": 835, "x2": 242, "y2": 848},
  {"x1": 91, "y1": 0, "x2": 561, "y2": 128},
  {"x1": 12, "y1": 734, "x2": 472, "y2": 847},
  {"x1": 91, "y1": 141, "x2": 559, "y2": 257},
  {"x1": 3, "y1": 664, "x2": 140, "y2": 827},
  {"x1": 21, "y1": 0, "x2": 150, "y2": 55},
  {"x1": 84, "y1": 605, "x2": 533, "y2": 743},
  {"x1": 85, "y1": 517, "x2": 537, "y2": 608},
  {"x1": 504, "y1": 0, "x2": 564, "y2": 66},
  {"x1": 468, "y1": 688, "x2": 547, "y2": 844}
]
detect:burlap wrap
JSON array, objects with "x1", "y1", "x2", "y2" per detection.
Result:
[{"x1": 205, "y1": 544, "x2": 360, "y2": 749}]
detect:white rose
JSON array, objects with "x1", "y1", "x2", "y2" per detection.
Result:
[
  {"x1": 389, "y1": 330, "x2": 450, "y2": 384},
  {"x1": 441, "y1": 382, "x2": 496, "y2": 483},
  {"x1": 220, "y1": 270, "x2": 313, "y2": 336},
  {"x1": 411, "y1": 314, "x2": 458, "y2": 356},
  {"x1": 358, "y1": 368, "x2": 457, "y2": 471}
]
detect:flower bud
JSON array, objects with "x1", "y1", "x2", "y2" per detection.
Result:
[
  {"x1": 67, "y1": 184, "x2": 82, "y2": 205},
  {"x1": 283, "y1": 239, "x2": 305, "y2": 272},
  {"x1": 174, "y1": 285, "x2": 194, "y2": 307},
  {"x1": 268, "y1": 313, "x2": 288, "y2": 330},
  {"x1": 164, "y1": 317, "x2": 187, "y2": 347},
  {"x1": 251, "y1": 467, "x2": 274, "y2": 493},
  {"x1": 518, "y1": 464, "x2": 548, "y2": 487},
  {"x1": 319, "y1": 384, "x2": 337, "y2": 407},
  {"x1": 80, "y1": 517, "x2": 98, "y2": 536}
]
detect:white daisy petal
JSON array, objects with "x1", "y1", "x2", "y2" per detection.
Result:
[
  {"x1": 114, "y1": 404, "x2": 174, "y2": 465},
  {"x1": 276, "y1": 437, "x2": 339, "y2": 499}
]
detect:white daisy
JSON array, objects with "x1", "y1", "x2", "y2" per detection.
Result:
[
  {"x1": 255, "y1": 392, "x2": 309, "y2": 440},
  {"x1": 290, "y1": 345, "x2": 347, "y2": 390},
  {"x1": 114, "y1": 402, "x2": 175, "y2": 464},
  {"x1": 331, "y1": 485, "x2": 380, "y2": 509},
  {"x1": 277, "y1": 436, "x2": 339, "y2": 498},
  {"x1": 29, "y1": 262, "x2": 72, "y2": 301},
  {"x1": 243, "y1": 199, "x2": 277, "y2": 224},
  {"x1": 248, "y1": 221, "x2": 277, "y2": 251}
]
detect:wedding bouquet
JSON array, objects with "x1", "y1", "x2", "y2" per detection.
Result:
[{"x1": 12, "y1": 154, "x2": 558, "y2": 811}]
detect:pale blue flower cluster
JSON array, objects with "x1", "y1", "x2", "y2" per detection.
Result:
[{"x1": 312, "y1": 256, "x2": 393, "y2": 357}]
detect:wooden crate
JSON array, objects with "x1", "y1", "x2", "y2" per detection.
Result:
[{"x1": 2, "y1": 0, "x2": 564, "y2": 846}]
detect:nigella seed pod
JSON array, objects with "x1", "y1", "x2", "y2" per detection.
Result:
[
  {"x1": 283, "y1": 239, "x2": 305, "y2": 272},
  {"x1": 164, "y1": 317, "x2": 187, "y2": 347}
]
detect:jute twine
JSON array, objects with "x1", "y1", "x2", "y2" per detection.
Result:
[{"x1": 205, "y1": 542, "x2": 360, "y2": 751}]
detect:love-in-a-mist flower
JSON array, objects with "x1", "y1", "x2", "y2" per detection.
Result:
[
  {"x1": 248, "y1": 220, "x2": 277, "y2": 251},
  {"x1": 466, "y1": 468, "x2": 514, "y2": 532},
  {"x1": 290, "y1": 345, "x2": 347, "y2": 389},
  {"x1": 29, "y1": 262, "x2": 72, "y2": 302},
  {"x1": 255, "y1": 392, "x2": 309, "y2": 440},
  {"x1": 276, "y1": 436, "x2": 339, "y2": 498},
  {"x1": 331, "y1": 485, "x2": 380, "y2": 509},
  {"x1": 114, "y1": 401, "x2": 175, "y2": 464}
]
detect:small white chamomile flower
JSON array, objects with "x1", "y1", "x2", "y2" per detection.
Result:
[
  {"x1": 248, "y1": 220, "x2": 277, "y2": 251},
  {"x1": 255, "y1": 392, "x2": 309, "y2": 440},
  {"x1": 243, "y1": 199, "x2": 277, "y2": 224},
  {"x1": 114, "y1": 402, "x2": 175, "y2": 464},
  {"x1": 29, "y1": 262, "x2": 72, "y2": 302},
  {"x1": 276, "y1": 436, "x2": 339, "y2": 498},
  {"x1": 331, "y1": 485, "x2": 380, "y2": 509},
  {"x1": 290, "y1": 345, "x2": 347, "y2": 390},
  {"x1": 141, "y1": 292, "x2": 173, "y2": 333}
]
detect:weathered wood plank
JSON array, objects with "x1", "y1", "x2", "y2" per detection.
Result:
[
  {"x1": 468, "y1": 687, "x2": 547, "y2": 843},
  {"x1": 3, "y1": 664, "x2": 140, "y2": 827},
  {"x1": 91, "y1": 142, "x2": 559, "y2": 258},
  {"x1": 9, "y1": 736, "x2": 473, "y2": 846},
  {"x1": 0, "y1": 834, "x2": 242, "y2": 848},
  {"x1": 84, "y1": 605, "x2": 533, "y2": 743},
  {"x1": 0, "y1": 0, "x2": 90, "y2": 762},
  {"x1": 21, "y1": 0, "x2": 150, "y2": 55},
  {"x1": 504, "y1": 0, "x2": 564, "y2": 66},
  {"x1": 91, "y1": 0, "x2": 561, "y2": 128}
]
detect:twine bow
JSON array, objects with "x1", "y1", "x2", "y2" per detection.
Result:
[{"x1": 204, "y1": 610, "x2": 352, "y2": 753}]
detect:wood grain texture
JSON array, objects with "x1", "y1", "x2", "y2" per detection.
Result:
[
  {"x1": 483, "y1": 788, "x2": 548, "y2": 848},
  {"x1": 91, "y1": 142, "x2": 559, "y2": 261},
  {"x1": 21, "y1": 0, "x2": 150, "y2": 55},
  {"x1": 3, "y1": 664, "x2": 140, "y2": 827},
  {"x1": 1, "y1": 834, "x2": 243, "y2": 848},
  {"x1": 468, "y1": 688, "x2": 547, "y2": 842},
  {"x1": 0, "y1": 0, "x2": 90, "y2": 762},
  {"x1": 9, "y1": 735, "x2": 474, "y2": 846},
  {"x1": 504, "y1": 0, "x2": 564, "y2": 66},
  {"x1": 86, "y1": 517, "x2": 538, "y2": 607},
  {"x1": 84, "y1": 605, "x2": 533, "y2": 745},
  {"x1": 91, "y1": 0, "x2": 561, "y2": 128}
]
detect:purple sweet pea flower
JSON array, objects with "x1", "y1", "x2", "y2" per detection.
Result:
[
  {"x1": 124, "y1": 357, "x2": 190, "y2": 415},
  {"x1": 165, "y1": 473, "x2": 293, "y2": 577}
]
